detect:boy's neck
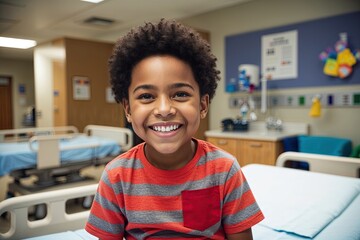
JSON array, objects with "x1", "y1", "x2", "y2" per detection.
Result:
[{"x1": 144, "y1": 139, "x2": 197, "y2": 170}]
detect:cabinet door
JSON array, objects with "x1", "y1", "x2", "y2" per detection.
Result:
[
  {"x1": 207, "y1": 137, "x2": 237, "y2": 157},
  {"x1": 237, "y1": 140, "x2": 281, "y2": 166}
]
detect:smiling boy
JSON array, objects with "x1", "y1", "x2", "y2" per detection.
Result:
[{"x1": 85, "y1": 19, "x2": 264, "y2": 240}]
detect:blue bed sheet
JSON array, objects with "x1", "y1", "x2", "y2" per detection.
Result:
[{"x1": 0, "y1": 135, "x2": 121, "y2": 176}]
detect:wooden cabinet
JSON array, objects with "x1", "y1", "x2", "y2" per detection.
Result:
[
  {"x1": 237, "y1": 139, "x2": 282, "y2": 166},
  {"x1": 207, "y1": 137, "x2": 237, "y2": 155},
  {"x1": 207, "y1": 137, "x2": 283, "y2": 166}
]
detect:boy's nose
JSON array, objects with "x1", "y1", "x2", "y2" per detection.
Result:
[{"x1": 154, "y1": 96, "x2": 175, "y2": 117}]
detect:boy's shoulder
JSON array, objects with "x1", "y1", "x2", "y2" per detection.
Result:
[{"x1": 105, "y1": 143, "x2": 145, "y2": 169}]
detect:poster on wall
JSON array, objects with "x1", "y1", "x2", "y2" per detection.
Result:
[
  {"x1": 106, "y1": 87, "x2": 116, "y2": 103},
  {"x1": 261, "y1": 30, "x2": 298, "y2": 80},
  {"x1": 73, "y1": 76, "x2": 90, "y2": 100}
]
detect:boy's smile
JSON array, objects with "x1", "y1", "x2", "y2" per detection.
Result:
[{"x1": 123, "y1": 55, "x2": 209, "y2": 169}]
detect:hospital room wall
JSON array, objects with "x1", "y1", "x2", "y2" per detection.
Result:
[
  {"x1": 63, "y1": 38, "x2": 126, "y2": 131},
  {"x1": 0, "y1": 38, "x2": 126, "y2": 131},
  {"x1": 0, "y1": 58, "x2": 35, "y2": 129},
  {"x1": 182, "y1": 0, "x2": 360, "y2": 146}
]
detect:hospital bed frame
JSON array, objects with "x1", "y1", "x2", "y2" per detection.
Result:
[
  {"x1": 0, "y1": 184, "x2": 98, "y2": 240},
  {"x1": 2, "y1": 125, "x2": 132, "y2": 195},
  {"x1": 0, "y1": 126, "x2": 79, "y2": 143},
  {"x1": 277, "y1": 151, "x2": 360, "y2": 177},
  {"x1": 0, "y1": 151, "x2": 359, "y2": 239}
]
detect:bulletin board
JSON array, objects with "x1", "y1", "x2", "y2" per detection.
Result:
[{"x1": 225, "y1": 11, "x2": 360, "y2": 90}]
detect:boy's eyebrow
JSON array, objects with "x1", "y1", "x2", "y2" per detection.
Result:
[
  {"x1": 133, "y1": 83, "x2": 194, "y2": 93},
  {"x1": 133, "y1": 84, "x2": 154, "y2": 93},
  {"x1": 169, "y1": 83, "x2": 195, "y2": 91}
]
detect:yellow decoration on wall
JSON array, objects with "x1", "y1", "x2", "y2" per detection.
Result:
[
  {"x1": 323, "y1": 58, "x2": 338, "y2": 77},
  {"x1": 337, "y1": 48, "x2": 356, "y2": 66},
  {"x1": 309, "y1": 96, "x2": 321, "y2": 118}
]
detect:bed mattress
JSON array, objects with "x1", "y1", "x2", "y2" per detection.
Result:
[{"x1": 0, "y1": 135, "x2": 121, "y2": 176}]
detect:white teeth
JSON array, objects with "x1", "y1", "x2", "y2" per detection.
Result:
[{"x1": 153, "y1": 125, "x2": 179, "y2": 132}]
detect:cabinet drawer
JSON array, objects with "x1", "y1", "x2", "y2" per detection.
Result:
[
  {"x1": 242, "y1": 140, "x2": 272, "y2": 149},
  {"x1": 237, "y1": 140, "x2": 280, "y2": 166},
  {"x1": 207, "y1": 137, "x2": 237, "y2": 156}
]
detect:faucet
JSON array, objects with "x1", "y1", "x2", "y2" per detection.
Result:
[{"x1": 266, "y1": 117, "x2": 283, "y2": 131}]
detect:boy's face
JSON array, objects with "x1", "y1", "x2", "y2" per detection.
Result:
[{"x1": 123, "y1": 55, "x2": 209, "y2": 156}]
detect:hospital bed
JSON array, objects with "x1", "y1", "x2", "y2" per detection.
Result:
[
  {"x1": 248, "y1": 152, "x2": 360, "y2": 240},
  {"x1": 0, "y1": 151, "x2": 359, "y2": 240},
  {"x1": 0, "y1": 125, "x2": 133, "y2": 197}
]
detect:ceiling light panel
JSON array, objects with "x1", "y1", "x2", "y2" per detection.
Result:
[
  {"x1": 0, "y1": 37, "x2": 36, "y2": 49},
  {"x1": 81, "y1": 0, "x2": 104, "y2": 3}
]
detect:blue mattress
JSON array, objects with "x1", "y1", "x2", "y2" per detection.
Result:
[{"x1": 0, "y1": 135, "x2": 121, "y2": 176}]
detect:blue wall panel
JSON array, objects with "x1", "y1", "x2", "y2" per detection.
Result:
[{"x1": 225, "y1": 11, "x2": 360, "y2": 90}]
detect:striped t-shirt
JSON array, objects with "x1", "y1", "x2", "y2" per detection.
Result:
[{"x1": 85, "y1": 139, "x2": 264, "y2": 239}]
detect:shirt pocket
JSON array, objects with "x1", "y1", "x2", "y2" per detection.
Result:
[{"x1": 181, "y1": 186, "x2": 220, "y2": 231}]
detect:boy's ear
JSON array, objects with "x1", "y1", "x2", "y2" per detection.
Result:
[
  {"x1": 200, "y1": 94, "x2": 209, "y2": 119},
  {"x1": 122, "y1": 99, "x2": 132, "y2": 123}
]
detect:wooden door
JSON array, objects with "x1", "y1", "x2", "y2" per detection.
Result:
[{"x1": 0, "y1": 76, "x2": 13, "y2": 130}]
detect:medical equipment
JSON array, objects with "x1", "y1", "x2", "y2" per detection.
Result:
[{"x1": 0, "y1": 151, "x2": 359, "y2": 239}]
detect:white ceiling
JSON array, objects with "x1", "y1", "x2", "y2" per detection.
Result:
[{"x1": 0, "y1": 0, "x2": 251, "y2": 60}]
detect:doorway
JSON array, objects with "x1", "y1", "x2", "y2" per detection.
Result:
[{"x1": 0, "y1": 76, "x2": 13, "y2": 130}]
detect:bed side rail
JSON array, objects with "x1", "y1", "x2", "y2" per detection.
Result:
[
  {"x1": 276, "y1": 151, "x2": 360, "y2": 178},
  {"x1": 0, "y1": 126, "x2": 79, "y2": 143},
  {"x1": 0, "y1": 184, "x2": 98, "y2": 240},
  {"x1": 84, "y1": 125, "x2": 133, "y2": 151}
]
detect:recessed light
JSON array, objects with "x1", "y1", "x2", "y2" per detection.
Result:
[
  {"x1": 81, "y1": 0, "x2": 104, "y2": 3},
  {"x1": 0, "y1": 37, "x2": 37, "y2": 49}
]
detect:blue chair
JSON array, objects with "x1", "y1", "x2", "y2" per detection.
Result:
[
  {"x1": 298, "y1": 135, "x2": 352, "y2": 157},
  {"x1": 282, "y1": 135, "x2": 353, "y2": 170}
]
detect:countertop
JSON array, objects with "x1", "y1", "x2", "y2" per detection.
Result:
[{"x1": 205, "y1": 122, "x2": 309, "y2": 141}]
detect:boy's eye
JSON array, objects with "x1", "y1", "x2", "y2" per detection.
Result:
[
  {"x1": 137, "y1": 93, "x2": 154, "y2": 101},
  {"x1": 173, "y1": 91, "x2": 190, "y2": 100}
]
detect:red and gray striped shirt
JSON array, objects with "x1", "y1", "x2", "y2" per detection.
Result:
[{"x1": 85, "y1": 139, "x2": 264, "y2": 239}]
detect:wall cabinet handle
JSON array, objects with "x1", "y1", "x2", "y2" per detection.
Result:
[
  {"x1": 249, "y1": 143, "x2": 262, "y2": 148},
  {"x1": 218, "y1": 139, "x2": 228, "y2": 145}
]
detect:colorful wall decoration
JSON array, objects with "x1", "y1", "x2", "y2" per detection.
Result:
[
  {"x1": 225, "y1": 11, "x2": 360, "y2": 91},
  {"x1": 320, "y1": 33, "x2": 359, "y2": 79}
]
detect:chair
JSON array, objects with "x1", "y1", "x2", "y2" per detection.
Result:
[{"x1": 282, "y1": 135, "x2": 353, "y2": 170}]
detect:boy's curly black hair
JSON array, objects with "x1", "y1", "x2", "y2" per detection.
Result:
[{"x1": 109, "y1": 18, "x2": 220, "y2": 103}]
